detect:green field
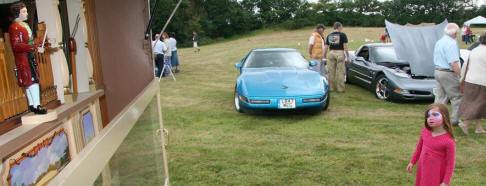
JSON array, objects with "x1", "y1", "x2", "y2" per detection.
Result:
[{"x1": 158, "y1": 27, "x2": 486, "y2": 185}]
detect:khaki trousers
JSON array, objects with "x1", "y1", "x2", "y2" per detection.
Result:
[
  {"x1": 434, "y1": 70, "x2": 463, "y2": 124},
  {"x1": 328, "y1": 50, "x2": 346, "y2": 92}
]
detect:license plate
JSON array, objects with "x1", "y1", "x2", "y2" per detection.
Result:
[{"x1": 278, "y1": 99, "x2": 296, "y2": 109}]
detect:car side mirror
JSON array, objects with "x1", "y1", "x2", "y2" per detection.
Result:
[
  {"x1": 355, "y1": 57, "x2": 370, "y2": 66},
  {"x1": 309, "y1": 60, "x2": 318, "y2": 67},
  {"x1": 355, "y1": 57, "x2": 365, "y2": 62},
  {"x1": 235, "y1": 62, "x2": 242, "y2": 69}
]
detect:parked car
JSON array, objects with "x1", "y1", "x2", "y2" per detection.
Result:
[
  {"x1": 347, "y1": 43, "x2": 436, "y2": 101},
  {"x1": 234, "y1": 48, "x2": 330, "y2": 113}
]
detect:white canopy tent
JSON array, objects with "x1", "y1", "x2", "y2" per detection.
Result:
[{"x1": 464, "y1": 16, "x2": 486, "y2": 25}]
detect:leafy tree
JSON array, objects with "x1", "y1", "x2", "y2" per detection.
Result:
[
  {"x1": 382, "y1": 0, "x2": 475, "y2": 24},
  {"x1": 201, "y1": 0, "x2": 256, "y2": 38},
  {"x1": 148, "y1": 0, "x2": 484, "y2": 47}
]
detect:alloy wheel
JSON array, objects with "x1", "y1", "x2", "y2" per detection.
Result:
[{"x1": 375, "y1": 76, "x2": 389, "y2": 100}]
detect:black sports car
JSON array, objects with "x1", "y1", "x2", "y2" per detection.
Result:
[{"x1": 346, "y1": 43, "x2": 435, "y2": 101}]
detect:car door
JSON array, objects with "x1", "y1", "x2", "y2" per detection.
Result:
[{"x1": 348, "y1": 46, "x2": 374, "y2": 86}]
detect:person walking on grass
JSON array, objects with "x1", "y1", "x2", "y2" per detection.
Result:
[
  {"x1": 193, "y1": 31, "x2": 200, "y2": 53},
  {"x1": 461, "y1": 25, "x2": 467, "y2": 44},
  {"x1": 169, "y1": 32, "x2": 180, "y2": 73},
  {"x1": 458, "y1": 32, "x2": 486, "y2": 135},
  {"x1": 161, "y1": 32, "x2": 172, "y2": 76},
  {"x1": 324, "y1": 22, "x2": 350, "y2": 93},
  {"x1": 433, "y1": 23, "x2": 463, "y2": 126},
  {"x1": 152, "y1": 34, "x2": 166, "y2": 77},
  {"x1": 464, "y1": 25, "x2": 473, "y2": 45},
  {"x1": 308, "y1": 24, "x2": 326, "y2": 75},
  {"x1": 380, "y1": 28, "x2": 390, "y2": 43},
  {"x1": 407, "y1": 103, "x2": 456, "y2": 186}
]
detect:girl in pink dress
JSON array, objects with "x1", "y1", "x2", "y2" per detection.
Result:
[{"x1": 407, "y1": 103, "x2": 456, "y2": 186}]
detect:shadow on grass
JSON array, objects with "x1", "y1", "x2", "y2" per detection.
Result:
[{"x1": 389, "y1": 99, "x2": 434, "y2": 105}]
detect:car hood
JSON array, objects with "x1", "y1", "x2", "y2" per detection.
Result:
[
  {"x1": 386, "y1": 20, "x2": 448, "y2": 77},
  {"x1": 383, "y1": 69, "x2": 436, "y2": 91},
  {"x1": 239, "y1": 68, "x2": 326, "y2": 97}
]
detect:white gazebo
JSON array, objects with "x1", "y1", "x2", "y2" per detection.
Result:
[{"x1": 464, "y1": 16, "x2": 486, "y2": 25}]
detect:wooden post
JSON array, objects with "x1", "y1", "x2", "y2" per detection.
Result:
[{"x1": 69, "y1": 38, "x2": 78, "y2": 94}]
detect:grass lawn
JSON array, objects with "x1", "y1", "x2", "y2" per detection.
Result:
[{"x1": 159, "y1": 27, "x2": 486, "y2": 185}]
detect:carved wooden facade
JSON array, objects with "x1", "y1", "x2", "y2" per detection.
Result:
[
  {"x1": 83, "y1": 0, "x2": 103, "y2": 87},
  {"x1": 0, "y1": 36, "x2": 26, "y2": 122}
]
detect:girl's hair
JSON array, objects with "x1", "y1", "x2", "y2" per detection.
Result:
[
  {"x1": 424, "y1": 103, "x2": 454, "y2": 138},
  {"x1": 162, "y1": 32, "x2": 169, "y2": 39},
  {"x1": 10, "y1": 2, "x2": 26, "y2": 18}
]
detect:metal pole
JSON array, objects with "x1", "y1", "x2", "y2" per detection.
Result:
[
  {"x1": 145, "y1": 0, "x2": 160, "y2": 39},
  {"x1": 156, "y1": 0, "x2": 183, "y2": 42}
]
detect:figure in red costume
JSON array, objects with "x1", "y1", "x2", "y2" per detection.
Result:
[{"x1": 9, "y1": 2, "x2": 46, "y2": 114}]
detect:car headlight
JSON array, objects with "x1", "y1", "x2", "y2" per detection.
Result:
[
  {"x1": 238, "y1": 95, "x2": 249, "y2": 102},
  {"x1": 393, "y1": 88, "x2": 410, "y2": 94},
  {"x1": 303, "y1": 95, "x2": 326, "y2": 103},
  {"x1": 303, "y1": 98, "x2": 321, "y2": 103}
]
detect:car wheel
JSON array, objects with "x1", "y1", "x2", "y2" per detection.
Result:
[
  {"x1": 234, "y1": 90, "x2": 244, "y2": 113},
  {"x1": 374, "y1": 75, "x2": 390, "y2": 100}
]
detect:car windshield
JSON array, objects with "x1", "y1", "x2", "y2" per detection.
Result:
[
  {"x1": 372, "y1": 46, "x2": 408, "y2": 64},
  {"x1": 243, "y1": 50, "x2": 309, "y2": 69}
]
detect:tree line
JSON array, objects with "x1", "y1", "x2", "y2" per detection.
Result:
[{"x1": 150, "y1": 0, "x2": 486, "y2": 46}]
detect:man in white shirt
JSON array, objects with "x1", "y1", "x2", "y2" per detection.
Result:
[
  {"x1": 153, "y1": 34, "x2": 166, "y2": 77},
  {"x1": 169, "y1": 32, "x2": 180, "y2": 73}
]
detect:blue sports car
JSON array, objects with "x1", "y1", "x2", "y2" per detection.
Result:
[{"x1": 234, "y1": 48, "x2": 330, "y2": 113}]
